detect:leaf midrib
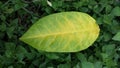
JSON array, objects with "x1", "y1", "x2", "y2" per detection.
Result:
[{"x1": 21, "y1": 29, "x2": 98, "y2": 39}]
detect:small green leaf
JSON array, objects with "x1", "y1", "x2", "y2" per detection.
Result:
[
  {"x1": 111, "y1": 6, "x2": 120, "y2": 16},
  {"x1": 8, "y1": 66, "x2": 14, "y2": 68},
  {"x1": 20, "y1": 12, "x2": 100, "y2": 52},
  {"x1": 51, "y1": 1, "x2": 63, "y2": 10},
  {"x1": 109, "y1": 20, "x2": 120, "y2": 34},
  {"x1": 96, "y1": 17, "x2": 103, "y2": 25},
  {"x1": 6, "y1": 26, "x2": 15, "y2": 38},
  {"x1": 5, "y1": 8, "x2": 14, "y2": 14},
  {"x1": 0, "y1": 14, "x2": 6, "y2": 21},
  {"x1": 45, "y1": 53, "x2": 59, "y2": 59},
  {"x1": 82, "y1": 61, "x2": 94, "y2": 68},
  {"x1": 94, "y1": 61, "x2": 102, "y2": 68},
  {"x1": 5, "y1": 42, "x2": 16, "y2": 58},
  {"x1": 102, "y1": 44, "x2": 115, "y2": 55},
  {"x1": 112, "y1": 32, "x2": 120, "y2": 41},
  {"x1": 103, "y1": 32, "x2": 112, "y2": 42},
  {"x1": 57, "y1": 63, "x2": 71, "y2": 68},
  {"x1": 26, "y1": 53, "x2": 35, "y2": 60},
  {"x1": 103, "y1": 14, "x2": 113, "y2": 25},
  {"x1": 47, "y1": 67, "x2": 54, "y2": 68},
  {"x1": 0, "y1": 23, "x2": 6, "y2": 32},
  {"x1": 15, "y1": 46, "x2": 27, "y2": 61},
  {"x1": 101, "y1": 53, "x2": 108, "y2": 59},
  {"x1": 76, "y1": 53, "x2": 87, "y2": 62},
  {"x1": 105, "y1": 5, "x2": 112, "y2": 13},
  {"x1": 13, "y1": 0, "x2": 28, "y2": 11},
  {"x1": 73, "y1": 63, "x2": 81, "y2": 68},
  {"x1": 32, "y1": 59, "x2": 41, "y2": 66}
]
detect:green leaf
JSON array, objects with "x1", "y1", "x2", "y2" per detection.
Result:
[
  {"x1": 0, "y1": 23, "x2": 6, "y2": 32},
  {"x1": 112, "y1": 32, "x2": 120, "y2": 41},
  {"x1": 45, "y1": 53, "x2": 59, "y2": 60},
  {"x1": 57, "y1": 63, "x2": 71, "y2": 68},
  {"x1": 94, "y1": 61, "x2": 102, "y2": 68},
  {"x1": 109, "y1": 20, "x2": 120, "y2": 34},
  {"x1": 19, "y1": 12, "x2": 100, "y2": 52},
  {"x1": 12, "y1": 0, "x2": 28, "y2": 11},
  {"x1": 111, "y1": 6, "x2": 120, "y2": 16},
  {"x1": 105, "y1": 5, "x2": 112, "y2": 13},
  {"x1": 103, "y1": 32, "x2": 112, "y2": 42},
  {"x1": 102, "y1": 44, "x2": 115, "y2": 56},
  {"x1": 103, "y1": 14, "x2": 113, "y2": 25},
  {"x1": 73, "y1": 63, "x2": 81, "y2": 68},
  {"x1": 8, "y1": 66, "x2": 14, "y2": 68},
  {"x1": 5, "y1": 8, "x2": 14, "y2": 14},
  {"x1": 0, "y1": 14, "x2": 6, "y2": 21},
  {"x1": 32, "y1": 59, "x2": 41, "y2": 66},
  {"x1": 47, "y1": 67, "x2": 54, "y2": 68},
  {"x1": 5, "y1": 42, "x2": 16, "y2": 58},
  {"x1": 76, "y1": 53, "x2": 87, "y2": 62},
  {"x1": 81, "y1": 61, "x2": 94, "y2": 68},
  {"x1": 6, "y1": 26, "x2": 15, "y2": 38},
  {"x1": 15, "y1": 46, "x2": 27, "y2": 62},
  {"x1": 51, "y1": 1, "x2": 63, "y2": 10}
]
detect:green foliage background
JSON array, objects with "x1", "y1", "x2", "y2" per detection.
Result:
[{"x1": 0, "y1": 0, "x2": 120, "y2": 68}]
